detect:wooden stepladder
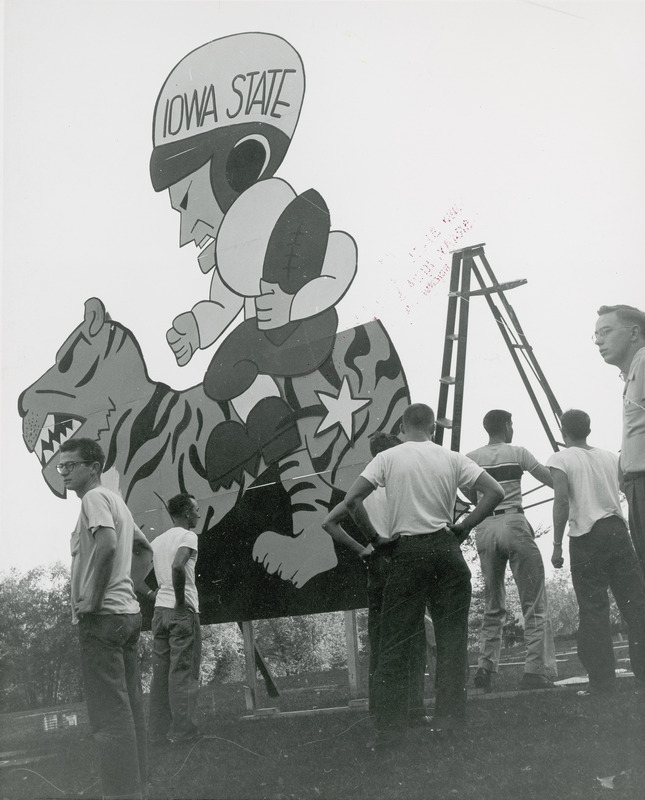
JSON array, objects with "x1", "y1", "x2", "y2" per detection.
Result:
[{"x1": 435, "y1": 243, "x2": 563, "y2": 454}]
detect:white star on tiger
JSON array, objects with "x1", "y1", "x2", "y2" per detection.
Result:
[{"x1": 315, "y1": 377, "x2": 371, "y2": 439}]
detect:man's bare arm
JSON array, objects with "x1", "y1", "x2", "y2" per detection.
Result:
[
  {"x1": 76, "y1": 527, "x2": 117, "y2": 616},
  {"x1": 344, "y1": 477, "x2": 388, "y2": 545},
  {"x1": 172, "y1": 546, "x2": 196, "y2": 610},
  {"x1": 448, "y1": 472, "x2": 504, "y2": 542},
  {"x1": 322, "y1": 501, "x2": 373, "y2": 557},
  {"x1": 131, "y1": 526, "x2": 154, "y2": 596},
  {"x1": 530, "y1": 463, "x2": 554, "y2": 489},
  {"x1": 550, "y1": 467, "x2": 569, "y2": 568}
]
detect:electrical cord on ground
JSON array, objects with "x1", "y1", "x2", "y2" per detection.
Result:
[
  {"x1": 155, "y1": 714, "x2": 376, "y2": 784},
  {"x1": 5, "y1": 766, "x2": 100, "y2": 797}
]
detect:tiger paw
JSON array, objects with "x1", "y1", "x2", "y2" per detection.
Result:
[{"x1": 252, "y1": 528, "x2": 338, "y2": 588}]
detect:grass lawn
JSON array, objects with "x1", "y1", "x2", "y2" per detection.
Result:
[{"x1": 2, "y1": 644, "x2": 644, "y2": 800}]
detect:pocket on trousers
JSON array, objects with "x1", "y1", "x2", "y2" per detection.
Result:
[
  {"x1": 152, "y1": 611, "x2": 169, "y2": 638},
  {"x1": 170, "y1": 614, "x2": 193, "y2": 638},
  {"x1": 84, "y1": 614, "x2": 135, "y2": 648}
]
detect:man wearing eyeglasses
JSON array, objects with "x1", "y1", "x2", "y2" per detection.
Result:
[
  {"x1": 58, "y1": 437, "x2": 153, "y2": 800},
  {"x1": 595, "y1": 305, "x2": 645, "y2": 574}
]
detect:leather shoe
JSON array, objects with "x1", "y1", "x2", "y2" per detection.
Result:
[
  {"x1": 520, "y1": 673, "x2": 556, "y2": 690},
  {"x1": 473, "y1": 667, "x2": 492, "y2": 691}
]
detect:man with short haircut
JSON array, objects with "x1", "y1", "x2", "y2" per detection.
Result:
[
  {"x1": 548, "y1": 409, "x2": 645, "y2": 695},
  {"x1": 344, "y1": 404, "x2": 504, "y2": 746},
  {"x1": 323, "y1": 432, "x2": 427, "y2": 723},
  {"x1": 59, "y1": 437, "x2": 151, "y2": 800},
  {"x1": 595, "y1": 304, "x2": 645, "y2": 573},
  {"x1": 149, "y1": 494, "x2": 203, "y2": 744},
  {"x1": 467, "y1": 410, "x2": 557, "y2": 692}
]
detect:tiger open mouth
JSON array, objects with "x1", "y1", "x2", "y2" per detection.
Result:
[
  {"x1": 197, "y1": 235, "x2": 216, "y2": 274},
  {"x1": 36, "y1": 414, "x2": 84, "y2": 467}
]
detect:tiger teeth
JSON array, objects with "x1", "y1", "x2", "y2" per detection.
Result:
[
  {"x1": 198, "y1": 235, "x2": 214, "y2": 250},
  {"x1": 35, "y1": 415, "x2": 83, "y2": 466}
]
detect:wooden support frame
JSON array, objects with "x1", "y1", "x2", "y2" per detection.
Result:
[
  {"x1": 240, "y1": 610, "x2": 365, "y2": 716},
  {"x1": 242, "y1": 620, "x2": 258, "y2": 712},
  {"x1": 344, "y1": 610, "x2": 360, "y2": 700}
]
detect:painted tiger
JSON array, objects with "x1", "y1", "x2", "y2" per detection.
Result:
[{"x1": 19, "y1": 297, "x2": 410, "y2": 622}]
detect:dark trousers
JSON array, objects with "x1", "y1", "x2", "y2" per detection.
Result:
[
  {"x1": 149, "y1": 608, "x2": 202, "y2": 742},
  {"x1": 367, "y1": 551, "x2": 426, "y2": 718},
  {"x1": 624, "y1": 472, "x2": 645, "y2": 575},
  {"x1": 78, "y1": 613, "x2": 147, "y2": 800},
  {"x1": 372, "y1": 531, "x2": 472, "y2": 731},
  {"x1": 570, "y1": 516, "x2": 645, "y2": 688}
]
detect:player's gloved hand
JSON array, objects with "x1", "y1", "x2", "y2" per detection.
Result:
[
  {"x1": 167, "y1": 312, "x2": 199, "y2": 365},
  {"x1": 256, "y1": 280, "x2": 294, "y2": 329}
]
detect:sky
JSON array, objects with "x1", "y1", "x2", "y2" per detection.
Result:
[{"x1": 2, "y1": 0, "x2": 645, "y2": 575}]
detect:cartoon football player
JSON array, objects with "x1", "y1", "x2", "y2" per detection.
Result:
[{"x1": 150, "y1": 33, "x2": 357, "y2": 488}]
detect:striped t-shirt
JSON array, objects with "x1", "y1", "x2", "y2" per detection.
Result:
[{"x1": 465, "y1": 443, "x2": 539, "y2": 509}]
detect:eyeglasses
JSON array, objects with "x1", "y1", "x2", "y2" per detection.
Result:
[
  {"x1": 591, "y1": 326, "x2": 633, "y2": 343},
  {"x1": 56, "y1": 461, "x2": 93, "y2": 474}
]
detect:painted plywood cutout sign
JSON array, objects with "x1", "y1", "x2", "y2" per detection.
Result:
[{"x1": 18, "y1": 33, "x2": 410, "y2": 624}]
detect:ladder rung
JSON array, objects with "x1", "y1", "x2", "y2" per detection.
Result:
[
  {"x1": 439, "y1": 376, "x2": 456, "y2": 385},
  {"x1": 436, "y1": 418, "x2": 453, "y2": 428},
  {"x1": 449, "y1": 242, "x2": 486, "y2": 256},
  {"x1": 467, "y1": 279, "x2": 527, "y2": 298}
]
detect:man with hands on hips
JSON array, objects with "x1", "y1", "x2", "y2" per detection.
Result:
[{"x1": 343, "y1": 403, "x2": 503, "y2": 748}]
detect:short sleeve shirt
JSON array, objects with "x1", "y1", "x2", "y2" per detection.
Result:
[
  {"x1": 466, "y1": 443, "x2": 539, "y2": 509},
  {"x1": 70, "y1": 486, "x2": 140, "y2": 623},
  {"x1": 361, "y1": 440, "x2": 483, "y2": 536},
  {"x1": 152, "y1": 527, "x2": 200, "y2": 612},
  {"x1": 547, "y1": 447, "x2": 624, "y2": 537},
  {"x1": 622, "y1": 346, "x2": 645, "y2": 472},
  {"x1": 363, "y1": 487, "x2": 390, "y2": 538}
]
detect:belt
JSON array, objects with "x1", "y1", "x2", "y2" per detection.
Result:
[
  {"x1": 492, "y1": 507, "x2": 524, "y2": 517},
  {"x1": 623, "y1": 471, "x2": 645, "y2": 480},
  {"x1": 399, "y1": 529, "x2": 448, "y2": 538}
]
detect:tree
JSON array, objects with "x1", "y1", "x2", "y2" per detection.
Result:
[
  {"x1": 544, "y1": 572, "x2": 579, "y2": 638},
  {"x1": 0, "y1": 564, "x2": 82, "y2": 711},
  {"x1": 255, "y1": 613, "x2": 347, "y2": 676},
  {"x1": 200, "y1": 624, "x2": 246, "y2": 684}
]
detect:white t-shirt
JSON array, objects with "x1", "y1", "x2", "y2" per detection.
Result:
[
  {"x1": 152, "y1": 526, "x2": 199, "y2": 612},
  {"x1": 70, "y1": 486, "x2": 140, "y2": 624},
  {"x1": 361, "y1": 440, "x2": 483, "y2": 536},
  {"x1": 547, "y1": 447, "x2": 624, "y2": 537},
  {"x1": 363, "y1": 487, "x2": 390, "y2": 537}
]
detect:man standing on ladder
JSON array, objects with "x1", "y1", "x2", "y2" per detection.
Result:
[{"x1": 467, "y1": 409, "x2": 558, "y2": 692}]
